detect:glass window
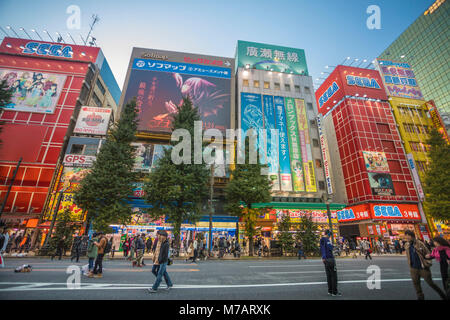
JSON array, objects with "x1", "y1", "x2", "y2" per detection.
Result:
[
  {"x1": 307, "y1": 103, "x2": 313, "y2": 110},
  {"x1": 312, "y1": 138, "x2": 319, "y2": 147},
  {"x1": 318, "y1": 181, "x2": 325, "y2": 190},
  {"x1": 294, "y1": 85, "x2": 301, "y2": 93},
  {"x1": 274, "y1": 82, "x2": 280, "y2": 90},
  {"x1": 96, "y1": 78, "x2": 106, "y2": 95},
  {"x1": 304, "y1": 86, "x2": 311, "y2": 94},
  {"x1": 71, "y1": 144, "x2": 84, "y2": 155},
  {"x1": 310, "y1": 119, "x2": 317, "y2": 127},
  {"x1": 243, "y1": 79, "x2": 249, "y2": 87},
  {"x1": 84, "y1": 144, "x2": 98, "y2": 156},
  {"x1": 285, "y1": 84, "x2": 291, "y2": 91},
  {"x1": 253, "y1": 80, "x2": 260, "y2": 88},
  {"x1": 264, "y1": 81, "x2": 270, "y2": 89},
  {"x1": 315, "y1": 159, "x2": 322, "y2": 168}
]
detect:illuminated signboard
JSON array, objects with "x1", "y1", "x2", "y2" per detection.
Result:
[
  {"x1": 22, "y1": 41, "x2": 73, "y2": 58},
  {"x1": 371, "y1": 204, "x2": 421, "y2": 220},
  {"x1": 318, "y1": 82, "x2": 339, "y2": 108}
]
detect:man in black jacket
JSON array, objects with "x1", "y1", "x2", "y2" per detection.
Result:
[{"x1": 148, "y1": 231, "x2": 173, "y2": 293}]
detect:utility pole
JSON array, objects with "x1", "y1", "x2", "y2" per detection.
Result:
[
  {"x1": 322, "y1": 193, "x2": 334, "y2": 244},
  {"x1": 0, "y1": 157, "x2": 22, "y2": 218}
]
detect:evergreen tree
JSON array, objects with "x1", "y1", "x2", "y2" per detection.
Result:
[
  {"x1": 74, "y1": 99, "x2": 139, "y2": 233},
  {"x1": 144, "y1": 97, "x2": 210, "y2": 252},
  {"x1": 423, "y1": 127, "x2": 450, "y2": 221},
  {"x1": 295, "y1": 216, "x2": 320, "y2": 256},
  {"x1": 47, "y1": 208, "x2": 75, "y2": 255},
  {"x1": 277, "y1": 214, "x2": 294, "y2": 256},
  {"x1": 225, "y1": 133, "x2": 272, "y2": 256}
]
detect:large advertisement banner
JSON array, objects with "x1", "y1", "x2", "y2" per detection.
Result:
[
  {"x1": 317, "y1": 115, "x2": 333, "y2": 194},
  {"x1": 368, "y1": 172, "x2": 395, "y2": 196},
  {"x1": 263, "y1": 95, "x2": 280, "y2": 191},
  {"x1": 74, "y1": 107, "x2": 112, "y2": 135},
  {"x1": 123, "y1": 58, "x2": 231, "y2": 133},
  {"x1": 363, "y1": 151, "x2": 389, "y2": 173},
  {"x1": 0, "y1": 68, "x2": 66, "y2": 114},
  {"x1": 406, "y1": 153, "x2": 425, "y2": 200},
  {"x1": 376, "y1": 59, "x2": 424, "y2": 100},
  {"x1": 132, "y1": 143, "x2": 154, "y2": 172},
  {"x1": 276, "y1": 209, "x2": 337, "y2": 224},
  {"x1": 370, "y1": 203, "x2": 421, "y2": 221},
  {"x1": 240, "y1": 92, "x2": 264, "y2": 165},
  {"x1": 284, "y1": 97, "x2": 305, "y2": 192},
  {"x1": 427, "y1": 100, "x2": 450, "y2": 143},
  {"x1": 274, "y1": 96, "x2": 292, "y2": 191},
  {"x1": 295, "y1": 99, "x2": 317, "y2": 192}
]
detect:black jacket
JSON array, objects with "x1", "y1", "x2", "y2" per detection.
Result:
[{"x1": 158, "y1": 239, "x2": 170, "y2": 264}]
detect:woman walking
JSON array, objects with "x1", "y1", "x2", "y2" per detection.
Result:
[{"x1": 426, "y1": 237, "x2": 450, "y2": 297}]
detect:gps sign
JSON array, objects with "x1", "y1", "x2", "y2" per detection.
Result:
[{"x1": 63, "y1": 154, "x2": 96, "y2": 167}]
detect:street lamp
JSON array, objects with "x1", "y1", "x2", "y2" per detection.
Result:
[{"x1": 322, "y1": 193, "x2": 334, "y2": 244}]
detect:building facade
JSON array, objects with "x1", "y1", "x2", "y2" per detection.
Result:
[
  {"x1": 315, "y1": 65, "x2": 427, "y2": 244},
  {"x1": 0, "y1": 37, "x2": 120, "y2": 239},
  {"x1": 378, "y1": 0, "x2": 450, "y2": 132}
]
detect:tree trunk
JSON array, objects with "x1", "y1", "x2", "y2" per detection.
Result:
[
  {"x1": 173, "y1": 219, "x2": 182, "y2": 256},
  {"x1": 249, "y1": 237, "x2": 254, "y2": 256}
]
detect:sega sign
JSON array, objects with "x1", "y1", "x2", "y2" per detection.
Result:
[
  {"x1": 318, "y1": 81, "x2": 339, "y2": 108},
  {"x1": 337, "y1": 209, "x2": 355, "y2": 221},
  {"x1": 22, "y1": 42, "x2": 73, "y2": 58},
  {"x1": 346, "y1": 75, "x2": 381, "y2": 89},
  {"x1": 372, "y1": 204, "x2": 420, "y2": 220}
]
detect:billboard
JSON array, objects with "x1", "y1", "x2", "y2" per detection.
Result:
[
  {"x1": 122, "y1": 56, "x2": 232, "y2": 133},
  {"x1": 427, "y1": 100, "x2": 450, "y2": 143},
  {"x1": 276, "y1": 209, "x2": 337, "y2": 224},
  {"x1": 236, "y1": 40, "x2": 308, "y2": 76},
  {"x1": 406, "y1": 153, "x2": 425, "y2": 200},
  {"x1": 63, "y1": 154, "x2": 96, "y2": 167},
  {"x1": 0, "y1": 68, "x2": 66, "y2": 114},
  {"x1": 370, "y1": 203, "x2": 421, "y2": 221},
  {"x1": 263, "y1": 95, "x2": 280, "y2": 190},
  {"x1": 74, "y1": 107, "x2": 112, "y2": 135},
  {"x1": 132, "y1": 143, "x2": 154, "y2": 172},
  {"x1": 362, "y1": 151, "x2": 389, "y2": 173},
  {"x1": 337, "y1": 204, "x2": 371, "y2": 223},
  {"x1": 376, "y1": 59, "x2": 424, "y2": 100},
  {"x1": 368, "y1": 172, "x2": 395, "y2": 196},
  {"x1": 317, "y1": 115, "x2": 333, "y2": 194},
  {"x1": 59, "y1": 167, "x2": 90, "y2": 192},
  {"x1": 284, "y1": 97, "x2": 305, "y2": 192},
  {"x1": 274, "y1": 96, "x2": 292, "y2": 191}
]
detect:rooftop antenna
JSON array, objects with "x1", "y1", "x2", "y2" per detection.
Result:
[
  {"x1": 31, "y1": 29, "x2": 44, "y2": 41},
  {"x1": 67, "y1": 32, "x2": 77, "y2": 45},
  {"x1": 19, "y1": 27, "x2": 32, "y2": 39},
  {"x1": 84, "y1": 14, "x2": 100, "y2": 46},
  {"x1": 43, "y1": 30, "x2": 54, "y2": 42},
  {"x1": 56, "y1": 32, "x2": 65, "y2": 43},
  {"x1": 0, "y1": 26, "x2": 10, "y2": 37},
  {"x1": 6, "y1": 26, "x2": 20, "y2": 38}
]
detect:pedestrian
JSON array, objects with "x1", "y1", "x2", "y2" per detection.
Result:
[
  {"x1": 133, "y1": 234, "x2": 145, "y2": 267},
  {"x1": 51, "y1": 236, "x2": 66, "y2": 261},
  {"x1": 193, "y1": 237, "x2": 198, "y2": 263},
  {"x1": 185, "y1": 241, "x2": 195, "y2": 263},
  {"x1": 70, "y1": 235, "x2": 82, "y2": 263},
  {"x1": 148, "y1": 230, "x2": 173, "y2": 293},
  {"x1": 320, "y1": 229, "x2": 341, "y2": 297},
  {"x1": 146, "y1": 236, "x2": 153, "y2": 254},
  {"x1": 92, "y1": 232, "x2": 108, "y2": 278},
  {"x1": 128, "y1": 236, "x2": 135, "y2": 261},
  {"x1": 363, "y1": 240, "x2": 372, "y2": 260},
  {"x1": 218, "y1": 237, "x2": 225, "y2": 259},
  {"x1": 426, "y1": 237, "x2": 450, "y2": 297},
  {"x1": 404, "y1": 230, "x2": 447, "y2": 300},
  {"x1": 297, "y1": 241, "x2": 306, "y2": 259},
  {"x1": 0, "y1": 225, "x2": 10, "y2": 268},
  {"x1": 86, "y1": 233, "x2": 98, "y2": 276}
]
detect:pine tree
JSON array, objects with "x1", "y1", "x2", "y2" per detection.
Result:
[
  {"x1": 144, "y1": 97, "x2": 210, "y2": 252},
  {"x1": 225, "y1": 133, "x2": 272, "y2": 256},
  {"x1": 74, "y1": 99, "x2": 139, "y2": 233},
  {"x1": 295, "y1": 215, "x2": 320, "y2": 256},
  {"x1": 277, "y1": 214, "x2": 294, "y2": 256},
  {"x1": 423, "y1": 127, "x2": 450, "y2": 221}
]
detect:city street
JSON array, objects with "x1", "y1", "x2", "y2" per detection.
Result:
[{"x1": 0, "y1": 255, "x2": 446, "y2": 300}]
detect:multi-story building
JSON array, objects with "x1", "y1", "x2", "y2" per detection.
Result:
[
  {"x1": 118, "y1": 47, "x2": 237, "y2": 249},
  {"x1": 315, "y1": 65, "x2": 427, "y2": 244},
  {"x1": 235, "y1": 41, "x2": 345, "y2": 245},
  {"x1": 378, "y1": 0, "x2": 450, "y2": 132},
  {"x1": 0, "y1": 37, "x2": 120, "y2": 241}
]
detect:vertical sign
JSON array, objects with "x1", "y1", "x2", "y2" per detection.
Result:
[
  {"x1": 240, "y1": 92, "x2": 264, "y2": 160},
  {"x1": 296, "y1": 99, "x2": 317, "y2": 192},
  {"x1": 406, "y1": 153, "x2": 425, "y2": 201},
  {"x1": 317, "y1": 115, "x2": 333, "y2": 194},
  {"x1": 284, "y1": 97, "x2": 305, "y2": 191},
  {"x1": 263, "y1": 95, "x2": 280, "y2": 191},
  {"x1": 274, "y1": 96, "x2": 292, "y2": 191}
]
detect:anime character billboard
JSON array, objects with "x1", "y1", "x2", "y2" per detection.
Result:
[
  {"x1": 122, "y1": 58, "x2": 231, "y2": 133},
  {"x1": 0, "y1": 68, "x2": 66, "y2": 114}
]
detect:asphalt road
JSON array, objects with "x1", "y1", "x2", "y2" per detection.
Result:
[{"x1": 0, "y1": 255, "x2": 446, "y2": 300}]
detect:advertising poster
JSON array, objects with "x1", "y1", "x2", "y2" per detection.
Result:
[
  {"x1": 275, "y1": 209, "x2": 336, "y2": 224},
  {"x1": 368, "y1": 172, "x2": 395, "y2": 196},
  {"x1": 0, "y1": 68, "x2": 66, "y2": 114},
  {"x1": 427, "y1": 100, "x2": 450, "y2": 143},
  {"x1": 262, "y1": 95, "x2": 280, "y2": 191},
  {"x1": 363, "y1": 151, "x2": 389, "y2": 173},
  {"x1": 376, "y1": 59, "x2": 424, "y2": 100},
  {"x1": 406, "y1": 153, "x2": 425, "y2": 200},
  {"x1": 74, "y1": 107, "x2": 112, "y2": 135},
  {"x1": 284, "y1": 97, "x2": 305, "y2": 192},
  {"x1": 59, "y1": 167, "x2": 90, "y2": 192},
  {"x1": 274, "y1": 96, "x2": 292, "y2": 191},
  {"x1": 132, "y1": 143, "x2": 154, "y2": 172},
  {"x1": 151, "y1": 144, "x2": 172, "y2": 170},
  {"x1": 295, "y1": 99, "x2": 316, "y2": 192},
  {"x1": 123, "y1": 58, "x2": 231, "y2": 133},
  {"x1": 240, "y1": 92, "x2": 264, "y2": 147},
  {"x1": 317, "y1": 115, "x2": 333, "y2": 194},
  {"x1": 46, "y1": 192, "x2": 84, "y2": 222}
]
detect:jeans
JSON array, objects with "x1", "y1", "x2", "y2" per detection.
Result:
[
  {"x1": 88, "y1": 258, "x2": 95, "y2": 271},
  {"x1": 152, "y1": 263, "x2": 173, "y2": 290},
  {"x1": 324, "y1": 258, "x2": 338, "y2": 295},
  {"x1": 93, "y1": 254, "x2": 104, "y2": 274},
  {"x1": 71, "y1": 248, "x2": 80, "y2": 262},
  {"x1": 410, "y1": 267, "x2": 447, "y2": 300}
]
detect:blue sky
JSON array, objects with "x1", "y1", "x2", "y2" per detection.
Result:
[{"x1": 0, "y1": 0, "x2": 434, "y2": 89}]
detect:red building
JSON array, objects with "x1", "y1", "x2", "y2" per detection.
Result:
[
  {"x1": 315, "y1": 65, "x2": 425, "y2": 242},
  {"x1": 0, "y1": 37, "x2": 120, "y2": 232}
]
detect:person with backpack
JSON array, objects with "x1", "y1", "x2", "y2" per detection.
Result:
[
  {"x1": 86, "y1": 233, "x2": 98, "y2": 277},
  {"x1": 148, "y1": 230, "x2": 173, "y2": 293},
  {"x1": 426, "y1": 236, "x2": 450, "y2": 298},
  {"x1": 92, "y1": 232, "x2": 108, "y2": 278}
]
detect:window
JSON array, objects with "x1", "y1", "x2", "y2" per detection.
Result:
[
  {"x1": 92, "y1": 93, "x2": 102, "y2": 108},
  {"x1": 253, "y1": 80, "x2": 260, "y2": 88},
  {"x1": 243, "y1": 79, "x2": 249, "y2": 87},
  {"x1": 309, "y1": 119, "x2": 317, "y2": 127},
  {"x1": 381, "y1": 140, "x2": 396, "y2": 153},
  {"x1": 274, "y1": 82, "x2": 280, "y2": 90},
  {"x1": 304, "y1": 86, "x2": 311, "y2": 94},
  {"x1": 284, "y1": 84, "x2": 291, "y2": 91},
  {"x1": 84, "y1": 144, "x2": 98, "y2": 156},
  {"x1": 264, "y1": 81, "x2": 270, "y2": 89},
  {"x1": 315, "y1": 159, "x2": 322, "y2": 168},
  {"x1": 96, "y1": 78, "x2": 106, "y2": 95},
  {"x1": 312, "y1": 138, "x2": 319, "y2": 147},
  {"x1": 318, "y1": 181, "x2": 325, "y2": 190},
  {"x1": 307, "y1": 103, "x2": 313, "y2": 111},
  {"x1": 294, "y1": 85, "x2": 301, "y2": 93},
  {"x1": 71, "y1": 144, "x2": 84, "y2": 155},
  {"x1": 377, "y1": 123, "x2": 390, "y2": 134}
]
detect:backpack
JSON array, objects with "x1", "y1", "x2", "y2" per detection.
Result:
[
  {"x1": 104, "y1": 239, "x2": 112, "y2": 254},
  {"x1": 167, "y1": 247, "x2": 173, "y2": 266}
]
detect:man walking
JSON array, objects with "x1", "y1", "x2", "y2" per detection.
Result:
[
  {"x1": 404, "y1": 230, "x2": 447, "y2": 300},
  {"x1": 192, "y1": 237, "x2": 198, "y2": 263},
  {"x1": 0, "y1": 225, "x2": 9, "y2": 268},
  {"x1": 320, "y1": 230, "x2": 341, "y2": 297},
  {"x1": 70, "y1": 235, "x2": 82, "y2": 263},
  {"x1": 92, "y1": 232, "x2": 107, "y2": 278},
  {"x1": 363, "y1": 240, "x2": 372, "y2": 260},
  {"x1": 148, "y1": 230, "x2": 173, "y2": 293}
]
